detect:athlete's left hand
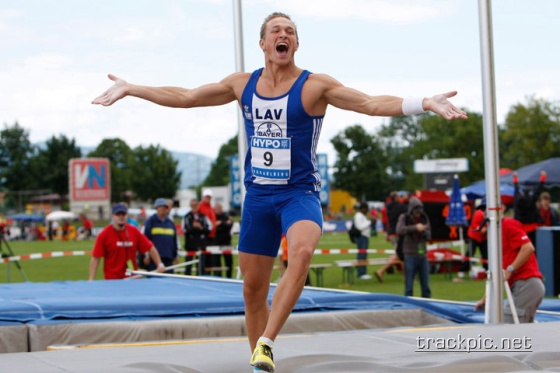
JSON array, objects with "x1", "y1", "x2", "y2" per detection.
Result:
[
  {"x1": 91, "y1": 74, "x2": 128, "y2": 106},
  {"x1": 424, "y1": 91, "x2": 468, "y2": 120}
]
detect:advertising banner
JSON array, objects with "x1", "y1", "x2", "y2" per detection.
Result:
[
  {"x1": 317, "y1": 153, "x2": 329, "y2": 206},
  {"x1": 229, "y1": 155, "x2": 241, "y2": 208},
  {"x1": 69, "y1": 158, "x2": 111, "y2": 201}
]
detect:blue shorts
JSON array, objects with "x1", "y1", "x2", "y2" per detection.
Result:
[{"x1": 238, "y1": 185, "x2": 323, "y2": 257}]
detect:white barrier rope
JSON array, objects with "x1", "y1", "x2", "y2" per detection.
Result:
[
  {"x1": 0, "y1": 240, "x2": 477, "y2": 263},
  {"x1": 1, "y1": 250, "x2": 92, "y2": 263}
]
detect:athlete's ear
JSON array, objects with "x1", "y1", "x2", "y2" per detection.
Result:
[{"x1": 259, "y1": 39, "x2": 265, "y2": 52}]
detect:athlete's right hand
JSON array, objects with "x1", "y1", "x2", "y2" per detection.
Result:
[{"x1": 91, "y1": 74, "x2": 128, "y2": 106}]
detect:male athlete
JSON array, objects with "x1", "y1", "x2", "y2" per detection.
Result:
[{"x1": 93, "y1": 12, "x2": 467, "y2": 372}]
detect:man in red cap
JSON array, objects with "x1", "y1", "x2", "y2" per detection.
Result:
[{"x1": 89, "y1": 203, "x2": 166, "y2": 280}]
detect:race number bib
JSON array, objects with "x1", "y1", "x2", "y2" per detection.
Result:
[{"x1": 250, "y1": 135, "x2": 291, "y2": 184}]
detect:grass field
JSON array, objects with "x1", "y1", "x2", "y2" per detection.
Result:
[{"x1": 0, "y1": 231, "x2": 487, "y2": 302}]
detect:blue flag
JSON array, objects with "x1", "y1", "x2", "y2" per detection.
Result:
[{"x1": 446, "y1": 175, "x2": 468, "y2": 226}]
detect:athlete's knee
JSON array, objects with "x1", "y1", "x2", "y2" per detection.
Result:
[
  {"x1": 289, "y1": 243, "x2": 314, "y2": 264},
  {"x1": 244, "y1": 269, "x2": 269, "y2": 288},
  {"x1": 243, "y1": 279, "x2": 269, "y2": 304}
]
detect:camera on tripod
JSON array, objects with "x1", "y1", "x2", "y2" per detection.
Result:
[{"x1": 0, "y1": 220, "x2": 28, "y2": 282}]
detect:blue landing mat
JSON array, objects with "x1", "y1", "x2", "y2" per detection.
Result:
[{"x1": 1, "y1": 277, "x2": 559, "y2": 324}]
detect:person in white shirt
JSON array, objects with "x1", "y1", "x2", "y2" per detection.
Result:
[{"x1": 354, "y1": 202, "x2": 372, "y2": 279}]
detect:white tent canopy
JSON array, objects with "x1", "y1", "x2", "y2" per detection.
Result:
[{"x1": 45, "y1": 211, "x2": 76, "y2": 221}]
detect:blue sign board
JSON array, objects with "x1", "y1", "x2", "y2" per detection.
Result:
[
  {"x1": 229, "y1": 155, "x2": 242, "y2": 208},
  {"x1": 318, "y1": 153, "x2": 329, "y2": 206}
]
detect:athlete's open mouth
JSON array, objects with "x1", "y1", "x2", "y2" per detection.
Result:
[{"x1": 276, "y1": 43, "x2": 288, "y2": 53}]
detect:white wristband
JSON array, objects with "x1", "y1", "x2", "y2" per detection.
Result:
[
  {"x1": 402, "y1": 97, "x2": 426, "y2": 115},
  {"x1": 158, "y1": 262, "x2": 165, "y2": 269}
]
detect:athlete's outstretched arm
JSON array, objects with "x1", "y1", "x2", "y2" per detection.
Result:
[
  {"x1": 91, "y1": 73, "x2": 244, "y2": 108},
  {"x1": 317, "y1": 74, "x2": 467, "y2": 120}
]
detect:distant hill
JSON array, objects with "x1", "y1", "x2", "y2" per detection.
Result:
[{"x1": 171, "y1": 151, "x2": 213, "y2": 189}]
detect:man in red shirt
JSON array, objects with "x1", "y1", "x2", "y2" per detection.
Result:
[
  {"x1": 199, "y1": 189, "x2": 217, "y2": 241},
  {"x1": 198, "y1": 189, "x2": 219, "y2": 275},
  {"x1": 475, "y1": 216, "x2": 544, "y2": 323},
  {"x1": 88, "y1": 203, "x2": 166, "y2": 280},
  {"x1": 467, "y1": 201, "x2": 488, "y2": 270},
  {"x1": 80, "y1": 213, "x2": 94, "y2": 240}
]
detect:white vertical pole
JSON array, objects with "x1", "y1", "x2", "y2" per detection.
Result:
[
  {"x1": 504, "y1": 280, "x2": 520, "y2": 324},
  {"x1": 478, "y1": 0, "x2": 503, "y2": 323},
  {"x1": 233, "y1": 0, "x2": 246, "y2": 209}
]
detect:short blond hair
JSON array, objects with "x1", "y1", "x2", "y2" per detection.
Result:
[{"x1": 260, "y1": 12, "x2": 298, "y2": 41}]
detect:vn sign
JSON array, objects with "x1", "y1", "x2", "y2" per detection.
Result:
[{"x1": 69, "y1": 158, "x2": 111, "y2": 201}]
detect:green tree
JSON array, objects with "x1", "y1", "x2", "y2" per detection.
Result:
[
  {"x1": 331, "y1": 125, "x2": 389, "y2": 201},
  {"x1": 203, "y1": 135, "x2": 238, "y2": 187},
  {"x1": 87, "y1": 138, "x2": 134, "y2": 202},
  {"x1": 31, "y1": 135, "x2": 82, "y2": 196},
  {"x1": 377, "y1": 115, "x2": 425, "y2": 192},
  {"x1": 413, "y1": 111, "x2": 486, "y2": 186},
  {"x1": 501, "y1": 96, "x2": 560, "y2": 169},
  {"x1": 0, "y1": 122, "x2": 38, "y2": 195},
  {"x1": 129, "y1": 145, "x2": 181, "y2": 202},
  {"x1": 377, "y1": 111, "x2": 486, "y2": 191}
]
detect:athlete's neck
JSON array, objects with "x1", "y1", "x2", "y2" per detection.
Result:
[
  {"x1": 258, "y1": 65, "x2": 302, "y2": 98},
  {"x1": 262, "y1": 64, "x2": 301, "y2": 85}
]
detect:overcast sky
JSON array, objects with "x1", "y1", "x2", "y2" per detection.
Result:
[{"x1": 1, "y1": 0, "x2": 558, "y2": 165}]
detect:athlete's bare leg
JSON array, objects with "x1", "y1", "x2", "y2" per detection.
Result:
[
  {"x1": 241, "y1": 220, "x2": 321, "y2": 350},
  {"x1": 264, "y1": 220, "x2": 321, "y2": 345},
  {"x1": 240, "y1": 251, "x2": 276, "y2": 350}
]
